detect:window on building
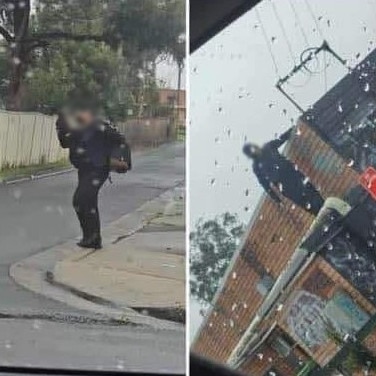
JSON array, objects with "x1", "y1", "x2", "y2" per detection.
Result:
[
  {"x1": 270, "y1": 334, "x2": 293, "y2": 357},
  {"x1": 256, "y1": 274, "x2": 275, "y2": 296},
  {"x1": 324, "y1": 290, "x2": 370, "y2": 336},
  {"x1": 269, "y1": 332, "x2": 304, "y2": 370}
]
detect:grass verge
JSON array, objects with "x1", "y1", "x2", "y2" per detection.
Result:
[{"x1": 0, "y1": 159, "x2": 70, "y2": 182}]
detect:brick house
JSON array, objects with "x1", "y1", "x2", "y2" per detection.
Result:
[
  {"x1": 158, "y1": 88, "x2": 186, "y2": 128},
  {"x1": 192, "y1": 50, "x2": 376, "y2": 375}
]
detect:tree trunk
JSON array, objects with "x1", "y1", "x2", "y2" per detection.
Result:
[
  {"x1": 6, "y1": 0, "x2": 31, "y2": 111},
  {"x1": 7, "y1": 48, "x2": 26, "y2": 111}
]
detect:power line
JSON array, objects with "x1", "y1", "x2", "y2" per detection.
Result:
[
  {"x1": 367, "y1": 0, "x2": 376, "y2": 22},
  {"x1": 303, "y1": 0, "x2": 325, "y2": 40},
  {"x1": 288, "y1": 0, "x2": 310, "y2": 48},
  {"x1": 270, "y1": 0, "x2": 296, "y2": 65},
  {"x1": 255, "y1": 6, "x2": 280, "y2": 78}
]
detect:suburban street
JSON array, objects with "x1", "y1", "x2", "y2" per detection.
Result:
[{"x1": 0, "y1": 143, "x2": 185, "y2": 372}]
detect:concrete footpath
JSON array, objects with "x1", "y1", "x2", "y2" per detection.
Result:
[{"x1": 10, "y1": 185, "x2": 185, "y2": 327}]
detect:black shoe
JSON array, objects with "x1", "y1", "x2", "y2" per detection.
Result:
[{"x1": 77, "y1": 237, "x2": 102, "y2": 249}]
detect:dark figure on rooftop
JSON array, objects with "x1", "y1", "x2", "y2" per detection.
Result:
[
  {"x1": 243, "y1": 128, "x2": 324, "y2": 216},
  {"x1": 56, "y1": 109, "x2": 124, "y2": 249}
]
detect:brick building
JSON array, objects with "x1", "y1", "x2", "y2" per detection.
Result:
[
  {"x1": 192, "y1": 50, "x2": 376, "y2": 375},
  {"x1": 158, "y1": 88, "x2": 186, "y2": 128}
]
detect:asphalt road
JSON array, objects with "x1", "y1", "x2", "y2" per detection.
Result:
[{"x1": 0, "y1": 142, "x2": 185, "y2": 372}]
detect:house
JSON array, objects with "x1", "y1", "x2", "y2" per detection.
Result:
[
  {"x1": 158, "y1": 88, "x2": 186, "y2": 128},
  {"x1": 192, "y1": 49, "x2": 376, "y2": 376}
]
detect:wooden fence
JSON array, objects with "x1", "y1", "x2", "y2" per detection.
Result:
[{"x1": 0, "y1": 110, "x2": 174, "y2": 170}]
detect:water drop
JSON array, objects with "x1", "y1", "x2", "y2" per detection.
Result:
[
  {"x1": 32, "y1": 320, "x2": 42, "y2": 330},
  {"x1": 13, "y1": 188, "x2": 22, "y2": 200},
  {"x1": 4, "y1": 341, "x2": 12, "y2": 350},
  {"x1": 116, "y1": 360, "x2": 125, "y2": 371}
]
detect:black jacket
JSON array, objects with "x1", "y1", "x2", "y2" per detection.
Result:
[
  {"x1": 56, "y1": 114, "x2": 124, "y2": 170},
  {"x1": 252, "y1": 128, "x2": 294, "y2": 204}
]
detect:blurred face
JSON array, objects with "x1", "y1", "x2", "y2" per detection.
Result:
[
  {"x1": 243, "y1": 143, "x2": 261, "y2": 159},
  {"x1": 75, "y1": 110, "x2": 95, "y2": 128}
]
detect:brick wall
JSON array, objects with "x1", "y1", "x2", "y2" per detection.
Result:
[{"x1": 192, "y1": 120, "x2": 361, "y2": 370}]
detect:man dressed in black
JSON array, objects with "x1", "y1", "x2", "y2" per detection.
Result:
[
  {"x1": 56, "y1": 110, "x2": 124, "y2": 249},
  {"x1": 243, "y1": 128, "x2": 324, "y2": 215}
]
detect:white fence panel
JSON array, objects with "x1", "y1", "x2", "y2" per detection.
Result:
[{"x1": 0, "y1": 110, "x2": 68, "y2": 170}]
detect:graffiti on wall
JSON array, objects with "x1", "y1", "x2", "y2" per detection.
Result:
[
  {"x1": 285, "y1": 290, "x2": 329, "y2": 349},
  {"x1": 285, "y1": 289, "x2": 369, "y2": 350}
]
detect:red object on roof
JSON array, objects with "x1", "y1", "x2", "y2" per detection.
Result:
[{"x1": 359, "y1": 167, "x2": 376, "y2": 200}]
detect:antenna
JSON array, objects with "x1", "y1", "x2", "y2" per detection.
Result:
[{"x1": 275, "y1": 41, "x2": 347, "y2": 113}]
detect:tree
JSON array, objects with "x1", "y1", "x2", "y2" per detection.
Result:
[
  {"x1": 0, "y1": 0, "x2": 185, "y2": 111},
  {"x1": 22, "y1": 40, "x2": 122, "y2": 113},
  {"x1": 190, "y1": 213, "x2": 245, "y2": 311},
  {"x1": 107, "y1": 0, "x2": 185, "y2": 117},
  {"x1": 0, "y1": 0, "x2": 106, "y2": 109}
]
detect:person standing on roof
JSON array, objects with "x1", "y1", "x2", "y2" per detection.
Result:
[{"x1": 243, "y1": 128, "x2": 324, "y2": 215}]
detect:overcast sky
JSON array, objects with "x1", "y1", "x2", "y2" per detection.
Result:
[
  {"x1": 157, "y1": 57, "x2": 186, "y2": 90},
  {"x1": 189, "y1": 0, "x2": 376, "y2": 341}
]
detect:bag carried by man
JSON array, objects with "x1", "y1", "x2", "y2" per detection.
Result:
[
  {"x1": 110, "y1": 141, "x2": 132, "y2": 173},
  {"x1": 104, "y1": 120, "x2": 132, "y2": 174}
]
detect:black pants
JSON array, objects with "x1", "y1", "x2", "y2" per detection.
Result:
[
  {"x1": 73, "y1": 167, "x2": 109, "y2": 242},
  {"x1": 282, "y1": 176, "x2": 324, "y2": 216}
]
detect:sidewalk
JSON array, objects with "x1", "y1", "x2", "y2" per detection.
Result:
[
  {"x1": 11, "y1": 185, "x2": 185, "y2": 326},
  {"x1": 52, "y1": 186, "x2": 185, "y2": 322}
]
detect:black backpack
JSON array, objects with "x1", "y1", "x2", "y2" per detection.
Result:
[
  {"x1": 105, "y1": 120, "x2": 132, "y2": 174},
  {"x1": 110, "y1": 141, "x2": 132, "y2": 173}
]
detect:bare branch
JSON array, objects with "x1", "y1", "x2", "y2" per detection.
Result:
[
  {"x1": 0, "y1": 24, "x2": 13, "y2": 43},
  {"x1": 28, "y1": 31, "x2": 106, "y2": 43}
]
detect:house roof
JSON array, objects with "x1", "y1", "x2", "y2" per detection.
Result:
[{"x1": 302, "y1": 49, "x2": 376, "y2": 172}]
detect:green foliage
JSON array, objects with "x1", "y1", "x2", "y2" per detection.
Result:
[
  {"x1": 0, "y1": 0, "x2": 185, "y2": 114},
  {"x1": 23, "y1": 52, "x2": 72, "y2": 110},
  {"x1": 33, "y1": 0, "x2": 105, "y2": 36},
  {"x1": 108, "y1": 0, "x2": 185, "y2": 61},
  {"x1": 190, "y1": 213, "x2": 245, "y2": 309}
]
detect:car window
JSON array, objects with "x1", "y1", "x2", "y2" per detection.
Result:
[
  {"x1": 190, "y1": 1, "x2": 376, "y2": 375},
  {"x1": 0, "y1": 0, "x2": 185, "y2": 372}
]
